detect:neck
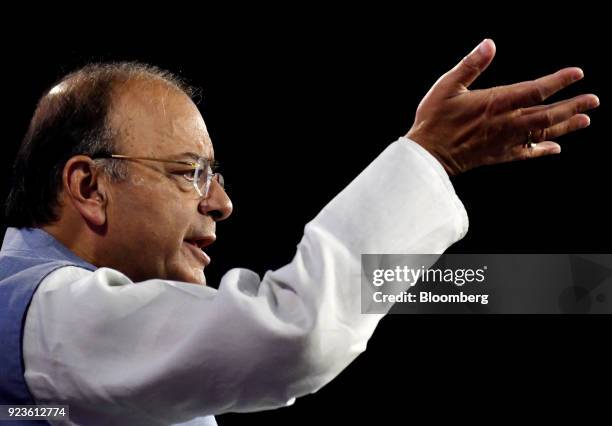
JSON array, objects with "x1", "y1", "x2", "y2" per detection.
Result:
[{"x1": 42, "y1": 219, "x2": 101, "y2": 268}]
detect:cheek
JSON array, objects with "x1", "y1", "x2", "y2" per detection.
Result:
[
  {"x1": 109, "y1": 182, "x2": 198, "y2": 257},
  {"x1": 155, "y1": 201, "x2": 198, "y2": 259},
  {"x1": 110, "y1": 196, "x2": 176, "y2": 249}
]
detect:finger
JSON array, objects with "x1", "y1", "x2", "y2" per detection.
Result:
[
  {"x1": 496, "y1": 67, "x2": 584, "y2": 112},
  {"x1": 540, "y1": 114, "x2": 591, "y2": 140},
  {"x1": 515, "y1": 94, "x2": 599, "y2": 131},
  {"x1": 520, "y1": 96, "x2": 575, "y2": 116},
  {"x1": 509, "y1": 141, "x2": 562, "y2": 162},
  {"x1": 434, "y1": 39, "x2": 496, "y2": 96}
]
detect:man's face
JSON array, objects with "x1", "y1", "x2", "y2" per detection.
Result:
[{"x1": 101, "y1": 80, "x2": 232, "y2": 285}]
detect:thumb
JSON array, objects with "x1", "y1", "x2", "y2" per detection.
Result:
[{"x1": 437, "y1": 39, "x2": 496, "y2": 95}]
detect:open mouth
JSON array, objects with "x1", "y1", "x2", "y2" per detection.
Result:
[{"x1": 183, "y1": 240, "x2": 211, "y2": 267}]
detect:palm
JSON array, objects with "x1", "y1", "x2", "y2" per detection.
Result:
[{"x1": 407, "y1": 39, "x2": 599, "y2": 175}]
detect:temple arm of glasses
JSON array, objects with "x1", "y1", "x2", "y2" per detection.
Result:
[{"x1": 96, "y1": 154, "x2": 199, "y2": 168}]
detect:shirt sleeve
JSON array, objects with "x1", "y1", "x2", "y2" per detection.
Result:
[{"x1": 23, "y1": 137, "x2": 469, "y2": 425}]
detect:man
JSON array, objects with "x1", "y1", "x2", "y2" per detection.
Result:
[{"x1": 0, "y1": 39, "x2": 599, "y2": 425}]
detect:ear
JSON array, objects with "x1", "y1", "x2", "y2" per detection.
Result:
[{"x1": 62, "y1": 155, "x2": 108, "y2": 226}]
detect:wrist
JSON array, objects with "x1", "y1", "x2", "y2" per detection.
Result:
[{"x1": 405, "y1": 130, "x2": 459, "y2": 176}]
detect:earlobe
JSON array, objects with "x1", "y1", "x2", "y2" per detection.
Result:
[{"x1": 63, "y1": 155, "x2": 108, "y2": 227}]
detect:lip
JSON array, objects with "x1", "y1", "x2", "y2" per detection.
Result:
[{"x1": 183, "y1": 240, "x2": 211, "y2": 267}]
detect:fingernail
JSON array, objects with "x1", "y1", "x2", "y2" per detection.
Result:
[
  {"x1": 551, "y1": 146, "x2": 561, "y2": 154},
  {"x1": 592, "y1": 95, "x2": 600, "y2": 107},
  {"x1": 574, "y1": 68, "x2": 584, "y2": 80},
  {"x1": 582, "y1": 116, "x2": 591, "y2": 127},
  {"x1": 479, "y1": 39, "x2": 491, "y2": 55}
]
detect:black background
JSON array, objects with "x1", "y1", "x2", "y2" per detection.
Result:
[{"x1": 1, "y1": 7, "x2": 609, "y2": 424}]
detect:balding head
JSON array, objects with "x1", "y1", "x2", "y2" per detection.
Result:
[{"x1": 5, "y1": 62, "x2": 196, "y2": 228}]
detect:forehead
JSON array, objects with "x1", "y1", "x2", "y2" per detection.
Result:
[{"x1": 109, "y1": 80, "x2": 213, "y2": 160}]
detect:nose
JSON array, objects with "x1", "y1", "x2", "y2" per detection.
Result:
[{"x1": 198, "y1": 179, "x2": 233, "y2": 221}]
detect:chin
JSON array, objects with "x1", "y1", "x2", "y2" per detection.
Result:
[{"x1": 177, "y1": 267, "x2": 206, "y2": 286}]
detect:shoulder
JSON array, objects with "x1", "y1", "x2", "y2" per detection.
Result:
[
  {"x1": 40, "y1": 266, "x2": 134, "y2": 292},
  {"x1": 41, "y1": 265, "x2": 95, "y2": 288}
]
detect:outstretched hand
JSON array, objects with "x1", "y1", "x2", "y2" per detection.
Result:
[{"x1": 406, "y1": 39, "x2": 600, "y2": 175}]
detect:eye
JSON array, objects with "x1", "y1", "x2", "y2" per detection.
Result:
[{"x1": 183, "y1": 169, "x2": 197, "y2": 182}]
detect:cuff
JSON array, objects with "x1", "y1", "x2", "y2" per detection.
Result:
[{"x1": 398, "y1": 136, "x2": 469, "y2": 241}]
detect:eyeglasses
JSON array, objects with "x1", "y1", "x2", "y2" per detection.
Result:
[{"x1": 93, "y1": 154, "x2": 224, "y2": 199}]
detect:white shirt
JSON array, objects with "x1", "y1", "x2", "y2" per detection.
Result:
[{"x1": 23, "y1": 137, "x2": 468, "y2": 425}]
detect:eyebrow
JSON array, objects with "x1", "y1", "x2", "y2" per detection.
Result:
[
  {"x1": 176, "y1": 152, "x2": 215, "y2": 162},
  {"x1": 175, "y1": 152, "x2": 219, "y2": 169}
]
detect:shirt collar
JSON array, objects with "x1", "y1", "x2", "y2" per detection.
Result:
[{"x1": 1, "y1": 227, "x2": 96, "y2": 270}]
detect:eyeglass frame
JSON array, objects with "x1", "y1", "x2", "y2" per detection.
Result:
[{"x1": 91, "y1": 153, "x2": 224, "y2": 199}]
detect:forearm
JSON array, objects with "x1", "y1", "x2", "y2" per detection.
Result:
[{"x1": 252, "y1": 136, "x2": 469, "y2": 402}]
